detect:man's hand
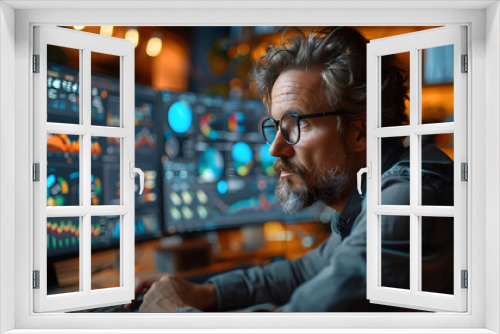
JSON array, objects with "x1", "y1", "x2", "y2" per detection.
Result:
[
  {"x1": 133, "y1": 273, "x2": 217, "y2": 313},
  {"x1": 124, "y1": 272, "x2": 165, "y2": 310}
]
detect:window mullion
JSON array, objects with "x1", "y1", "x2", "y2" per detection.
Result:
[
  {"x1": 409, "y1": 47, "x2": 420, "y2": 295},
  {"x1": 46, "y1": 123, "x2": 88, "y2": 135},
  {"x1": 81, "y1": 47, "x2": 92, "y2": 295},
  {"x1": 89, "y1": 126, "x2": 129, "y2": 138}
]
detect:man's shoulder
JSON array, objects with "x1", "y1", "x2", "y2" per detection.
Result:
[
  {"x1": 381, "y1": 143, "x2": 453, "y2": 183},
  {"x1": 377, "y1": 143, "x2": 454, "y2": 206}
]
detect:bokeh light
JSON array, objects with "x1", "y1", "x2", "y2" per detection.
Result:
[
  {"x1": 125, "y1": 28, "x2": 140, "y2": 48},
  {"x1": 146, "y1": 35, "x2": 163, "y2": 57},
  {"x1": 100, "y1": 26, "x2": 114, "y2": 37}
]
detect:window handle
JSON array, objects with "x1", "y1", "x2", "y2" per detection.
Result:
[
  {"x1": 129, "y1": 162, "x2": 144, "y2": 195},
  {"x1": 357, "y1": 162, "x2": 371, "y2": 195}
]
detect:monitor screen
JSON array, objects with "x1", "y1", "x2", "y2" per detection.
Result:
[
  {"x1": 161, "y1": 91, "x2": 321, "y2": 234},
  {"x1": 423, "y1": 44, "x2": 454, "y2": 85},
  {"x1": 46, "y1": 62, "x2": 162, "y2": 259},
  {"x1": 133, "y1": 83, "x2": 162, "y2": 242}
]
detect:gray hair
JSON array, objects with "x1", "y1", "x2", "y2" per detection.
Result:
[{"x1": 253, "y1": 27, "x2": 409, "y2": 142}]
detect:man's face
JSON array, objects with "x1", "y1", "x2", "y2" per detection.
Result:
[{"x1": 268, "y1": 69, "x2": 356, "y2": 213}]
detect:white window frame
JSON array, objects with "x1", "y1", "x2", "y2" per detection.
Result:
[
  {"x1": 33, "y1": 25, "x2": 136, "y2": 312},
  {"x1": 1, "y1": 1, "x2": 499, "y2": 333},
  {"x1": 366, "y1": 26, "x2": 468, "y2": 312}
]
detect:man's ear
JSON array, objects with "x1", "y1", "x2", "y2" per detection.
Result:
[{"x1": 347, "y1": 119, "x2": 367, "y2": 152}]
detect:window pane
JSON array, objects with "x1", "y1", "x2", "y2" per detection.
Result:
[
  {"x1": 91, "y1": 216, "x2": 121, "y2": 290},
  {"x1": 47, "y1": 217, "x2": 80, "y2": 295},
  {"x1": 380, "y1": 215, "x2": 410, "y2": 290},
  {"x1": 381, "y1": 137, "x2": 409, "y2": 205},
  {"x1": 421, "y1": 134, "x2": 454, "y2": 206},
  {"x1": 421, "y1": 45, "x2": 454, "y2": 124},
  {"x1": 47, "y1": 45, "x2": 80, "y2": 124},
  {"x1": 421, "y1": 216, "x2": 454, "y2": 295},
  {"x1": 91, "y1": 52, "x2": 121, "y2": 126},
  {"x1": 91, "y1": 136, "x2": 121, "y2": 205},
  {"x1": 381, "y1": 52, "x2": 410, "y2": 127},
  {"x1": 47, "y1": 134, "x2": 80, "y2": 207}
]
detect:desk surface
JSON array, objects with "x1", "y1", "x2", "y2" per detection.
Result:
[{"x1": 49, "y1": 221, "x2": 330, "y2": 295}]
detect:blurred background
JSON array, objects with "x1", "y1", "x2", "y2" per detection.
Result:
[{"x1": 45, "y1": 26, "x2": 454, "y2": 305}]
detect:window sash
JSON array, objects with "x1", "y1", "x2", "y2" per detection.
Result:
[
  {"x1": 32, "y1": 26, "x2": 136, "y2": 313},
  {"x1": 366, "y1": 26, "x2": 468, "y2": 312}
]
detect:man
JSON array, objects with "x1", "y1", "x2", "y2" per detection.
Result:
[{"x1": 134, "y1": 27, "x2": 454, "y2": 312}]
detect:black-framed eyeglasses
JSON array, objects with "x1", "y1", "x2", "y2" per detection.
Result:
[{"x1": 261, "y1": 111, "x2": 345, "y2": 145}]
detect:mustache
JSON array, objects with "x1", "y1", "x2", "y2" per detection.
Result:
[{"x1": 273, "y1": 158, "x2": 307, "y2": 176}]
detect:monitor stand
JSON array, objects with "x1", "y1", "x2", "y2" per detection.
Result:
[
  {"x1": 156, "y1": 233, "x2": 212, "y2": 274},
  {"x1": 240, "y1": 225, "x2": 265, "y2": 251}
]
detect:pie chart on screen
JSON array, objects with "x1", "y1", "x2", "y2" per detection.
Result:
[
  {"x1": 199, "y1": 114, "x2": 220, "y2": 139},
  {"x1": 198, "y1": 147, "x2": 224, "y2": 182},
  {"x1": 168, "y1": 101, "x2": 192, "y2": 134},
  {"x1": 232, "y1": 142, "x2": 254, "y2": 176},
  {"x1": 259, "y1": 144, "x2": 278, "y2": 176},
  {"x1": 228, "y1": 112, "x2": 246, "y2": 133}
]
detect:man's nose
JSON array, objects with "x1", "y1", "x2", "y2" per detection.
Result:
[{"x1": 268, "y1": 128, "x2": 294, "y2": 158}]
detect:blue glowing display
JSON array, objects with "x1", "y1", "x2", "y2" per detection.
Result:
[
  {"x1": 168, "y1": 101, "x2": 193, "y2": 133},
  {"x1": 217, "y1": 180, "x2": 228, "y2": 195}
]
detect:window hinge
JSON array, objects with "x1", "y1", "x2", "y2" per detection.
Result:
[
  {"x1": 33, "y1": 54, "x2": 40, "y2": 73},
  {"x1": 461, "y1": 54, "x2": 468, "y2": 73},
  {"x1": 33, "y1": 163, "x2": 40, "y2": 182},
  {"x1": 461, "y1": 162, "x2": 468, "y2": 181},
  {"x1": 461, "y1": 270, "x2": 468, "y2": 289},
  {"x1": 33, "y1": 270, "x2": 40, "y2": 289}
]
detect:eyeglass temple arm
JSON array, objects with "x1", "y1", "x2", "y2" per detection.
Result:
[{"x1": 299, "y1": 111, "x2": 345, "y2": 120}]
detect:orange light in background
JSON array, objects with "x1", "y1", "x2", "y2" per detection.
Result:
[
  {"x1": 100, "y1": 26, "x2": 114, "y2": 37},
  {"x1": 150, "y1": 31, "x2": 189, "y2": 91},
  {"x1": 146, "y1": 35, "x2": 162, "y2": 57},
  {"x1": 263, "y1": 222, "x2": 284, "y2": 241},
  {"x1": 73, "y1": 26, "x2": 85, "y2": 31},
  {"x1": 237, "y1": 44, "x2": 250, "y2": 57},
  {"x1": 251, "y1": 43, "x2": 268, "y2": 61},
  {"x1": 227, "y1": 46, "x2": 238, "y2": 59},
  {"x1": 125, "y1": 28, "x2": 140, "y2": 48},
  {"x1": 249, "y1": 81, "x2": 258, "y2": 94},
  {"x1": 230, "y1": 78, "x2": 244, "y2": 90},
  {"x1": 263, "y1": 222, "x2": 294, "y2": 241}
]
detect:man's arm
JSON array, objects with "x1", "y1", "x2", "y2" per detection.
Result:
[
  {"x1": 132, "y1": 232, "x2": 341, "y2": 312},
  {"x1": 280, "y1": 175, "x2": 453, "y2": 312},
  {"x1": 206, "y1": 232, "x2": 342, "y2": 311}
]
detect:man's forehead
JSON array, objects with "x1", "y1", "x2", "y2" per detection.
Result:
[
  {"x1": 271, "y1": 83, "x2": 319, "y2": 101},
  {"x1": 272, "y1": 71, "x2": 322, "y2": 94},
  {"x1": 269, "y1": 70, "x2": 325, "y2": 116}
]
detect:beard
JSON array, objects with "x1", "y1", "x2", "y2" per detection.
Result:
[{"x1": 274, "y1": 156, "x2": 354, "y2": 214}]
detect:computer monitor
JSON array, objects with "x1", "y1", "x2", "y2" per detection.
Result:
[
  {"x1": 423, "y1": 44, "x2": 454, "y2": 85},
  {"x1": 133, "y1": 83, "x2": 163, "y2": 242},
  {"x1": 46, "y1": 62, "x2": 162, "y2": 260},
  {"x1": 161, "y1": 91, "x2": 321, "y2": 234}
]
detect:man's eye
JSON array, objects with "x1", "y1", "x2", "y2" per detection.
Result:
[{"x1": 298, "y1": 119, "x2": 308, "y2": 127}]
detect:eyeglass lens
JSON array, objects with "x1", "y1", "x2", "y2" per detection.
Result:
[
  {"x1": 262, "y1": 119, "x2": 277, "y2": 144},
  {"x1": 262, "y1": 115, "x2": 299, "y2": 145}
]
